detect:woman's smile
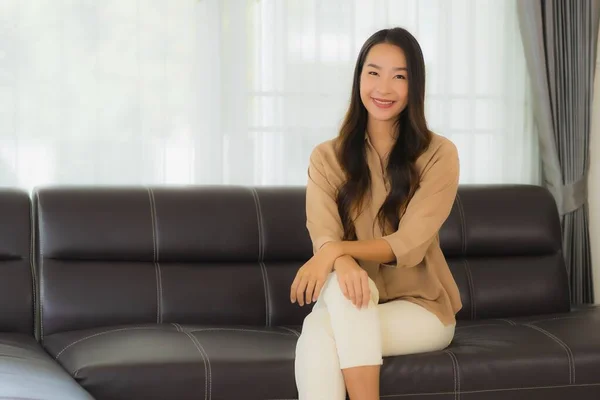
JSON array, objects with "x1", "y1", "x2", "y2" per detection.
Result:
[{"x1": 371, "y1": 97, "x2": 396, "y2": 109}]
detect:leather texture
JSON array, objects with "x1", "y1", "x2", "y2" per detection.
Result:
[
  {"x1": 43, "y1": 323, "x2": 300, "y2": 400},
  {"x1": 1, "y1": 184, "x2": 598, "y2": 399},
  {"x1": 0, "y1": 189, "x2": 93, "y2": 400},
  {"x1": 0, "y1": 333, "x2": 94, "y2": 400},
  {"x1": 0, "y1": 189, "x2": 33, "y2": 334}
]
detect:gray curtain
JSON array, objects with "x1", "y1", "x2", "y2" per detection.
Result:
[{"x1": 518, "y1": 0, "x2": 600, "y2": 304}]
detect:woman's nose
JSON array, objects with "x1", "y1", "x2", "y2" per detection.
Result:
[{"x1": 376, "y1": 79, "x2": 391, "y2": 94}]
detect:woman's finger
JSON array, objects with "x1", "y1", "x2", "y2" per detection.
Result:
[
  {"x1": 313, "y1": 278, "x2": 325, "y2": 302},
  {"x1": 296, "y1": 275, "x2": 308, "y2": 306},
  {"x1": 352, "y1": 273, "x2": 362, "y2": 308},
  {"x1": 337, "y1": 274, "x2": 350, "y2": 300},
  {"x1": 360, "y1": 272, "x2": 371, "y2": 309},
  {"x1": 290, "y1": 269, "x2": 304, "y2": 304},
  {"x1": 305, "y1": 279, "x2": 317, "y2": 305},
  {"x1": 346, "y1": 276, "x2": 356, "y2": 306},
  {"x1": 290, "y1": 271, "x2": 303, "y2": 303}
]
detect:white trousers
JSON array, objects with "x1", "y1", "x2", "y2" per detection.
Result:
[{"x1": 294, "y1": 272, "x2": 455, "y2": 400}]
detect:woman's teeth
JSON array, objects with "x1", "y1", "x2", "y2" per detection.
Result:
[{"x1": 372, "y1": 98, "x2": 395, "y2": 108}]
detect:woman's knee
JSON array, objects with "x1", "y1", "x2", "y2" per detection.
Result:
[
  {"x1": 298, "y1": 308, "x2": 334, "y2": 343},
  {"x1": 321, "y1": 271, "x2": 379, "y2": 306},
  {"x1": 296, "y1": 309, "x2": 337, "y2": 363}
]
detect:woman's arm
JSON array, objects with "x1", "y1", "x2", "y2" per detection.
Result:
[
  {"x1": 292, "y1": 143, "x2": 374, "y2": 308},
  {"x1": 327, "y1": 239, "x2": 396, "y2": 265},
  {"x1": 328, "y1": 140, "x2": 460, "y2": 267},
  {"x1": 305, "y1": 145, "x2": 344, "y2": 253}
]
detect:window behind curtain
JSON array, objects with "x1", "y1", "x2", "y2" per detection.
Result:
[{"x1": 0, "y1": 0, "x2": 537, "y2": 190}]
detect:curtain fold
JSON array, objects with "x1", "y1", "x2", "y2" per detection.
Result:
[{"x1": 517, "y1": 0, "x2": 600, "y2": 304}]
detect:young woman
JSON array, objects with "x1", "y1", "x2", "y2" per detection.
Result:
[{"x1": 290, "y1": 27, "x2": 462, "y2": 400}]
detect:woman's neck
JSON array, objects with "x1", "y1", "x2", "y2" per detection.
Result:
[{"x1": 366, "y1": 119, "x2": 396, "y2": 159}]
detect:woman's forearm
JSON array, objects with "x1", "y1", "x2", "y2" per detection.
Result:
[
  {"x1": 329, "y1": 239, "x2": 395, "y2": 264},
  {"x1": 332, "y1": 254, "x2": 357, "y2": 270}
]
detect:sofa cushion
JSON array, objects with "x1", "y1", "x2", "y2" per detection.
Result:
[
  {"x1": 0, "y1": 333, "x2": 93, "y2": 400},
  {"x1": 0, "y1": 189, "x2": 34, "y2": 335},
  {"x1": 41, "y1": 306, "x2": 600, "y2": 400},
  {"x1": 379, "y1": 306, "x2": 600, "y2": 399},
  {"x1": 43, "y1": 323, "x2": 300, "y2": 400}
]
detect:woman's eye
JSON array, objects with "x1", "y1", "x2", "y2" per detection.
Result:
[
  {"x1": 368, "y1": 71, "x2": 378, "y2": 76},
  {"x1": 395, "y1": 75, "x2": 406, "y2": 80}
]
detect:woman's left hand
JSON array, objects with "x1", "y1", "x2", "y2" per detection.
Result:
[{"x1": 290, "y1": 243, "x2": 341, "y2": 306}]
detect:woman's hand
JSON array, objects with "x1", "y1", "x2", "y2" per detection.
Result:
[
  {"x1": 333, "y1": 255, "x2": 371, "y2": 309},
  {"x1": 290, "y1": 243, "x2": 340, "y2": 306}
]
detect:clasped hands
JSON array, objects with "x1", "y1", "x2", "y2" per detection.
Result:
[{"x1": 290, "y1": 242, "x2": 371, "y2": 309}]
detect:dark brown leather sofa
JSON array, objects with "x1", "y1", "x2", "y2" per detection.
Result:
[
  {"x1": 1, "y1": 184, "x2": 600, "y2": 399},
  {"x1": 0, "y1": 189, "x2": 93, "y2": 400}
]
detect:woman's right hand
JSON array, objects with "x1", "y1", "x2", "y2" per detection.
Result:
[{"x1": 333, "y1": 255, "x2": 371, "y2": 309}]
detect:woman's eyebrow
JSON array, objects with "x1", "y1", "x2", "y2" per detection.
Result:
[{"x1": 366, "y1": 63, "x2": 407, "y2": 71}]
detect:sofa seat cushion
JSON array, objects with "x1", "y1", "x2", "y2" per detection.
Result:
[
  {"x1": 379, "y1": 306, "x2": 600, "y2": 399},
  {"x1": 43, "y1": 323, "x2": 300, "y2": 400},
  {"x1": 0, "y1": 333, "x2": 93, "y2": 400}
]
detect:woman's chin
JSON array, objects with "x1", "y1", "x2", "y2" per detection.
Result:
[{"x1": 367, "y1": 108, "x2": 401, "y2": 122}]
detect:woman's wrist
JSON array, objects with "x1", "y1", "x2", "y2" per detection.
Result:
[
  {"x1": 332, "y1": 254, "x2": 354, "y2": 271},
  {"x1": 324, "y1": 241, "x2": 346, "y2": 259}
]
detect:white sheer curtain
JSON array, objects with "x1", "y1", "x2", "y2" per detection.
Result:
[{"x1": 0, "y1": 0, "x2": 537, "y2": 191}]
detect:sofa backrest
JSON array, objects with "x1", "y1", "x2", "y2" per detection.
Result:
[
  {"x1": 34, "y1": 186, "x2": 313, "y2": 337},
  {"x1": 443, "y1": 185, "x2": 570, "y2": 320},
  {"x1": 35, "y1": 184, "x2": 569, "y2": 337},
  {"x1": 0, "y1": 189, "x2": 34, "y2": 334}
]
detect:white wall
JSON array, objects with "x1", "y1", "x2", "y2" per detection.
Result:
[{"x1": 590, "y1": 28, "x2": 600, "y2": 304}]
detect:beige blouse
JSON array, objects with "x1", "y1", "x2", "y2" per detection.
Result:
[{"x1": 305, "y1": 132, "x2": 462, "y2": 326}]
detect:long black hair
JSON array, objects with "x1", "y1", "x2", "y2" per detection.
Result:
[{"x1": 335, "y1": 27, "x2": 432, "y2": 239}]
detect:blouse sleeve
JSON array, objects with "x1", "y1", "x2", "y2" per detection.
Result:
[
  {"x1": 305, "y1": 146, "x2": 344, "y2": 254},
  {"x1": 381, "y1": 140, "x2": 459, "y2": 268}
]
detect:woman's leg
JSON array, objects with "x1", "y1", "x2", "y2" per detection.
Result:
[
  {"x1": 295, "y1": 272, "x2": 382, "y2": 400},
  {"x1": 321, "y1": 272, "x2": 382, "y2": 400},
  {"x1": 295, "y1": 305, "x2": 346, "y2": 400},
  {"x1": 378, "y1": 300, "x2": 455, "y2": 357}
]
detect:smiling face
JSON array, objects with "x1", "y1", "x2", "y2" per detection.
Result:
[{"x1": 359, "y1": 43, "x2": 409, "y2": 124}]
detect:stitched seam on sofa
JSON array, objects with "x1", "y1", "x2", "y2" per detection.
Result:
[
  {"x1": 259, "y1": 261, "x2": 271, "y2": 326},
  {"x1": 455, "y1": 323, "x2": 515, "y2": 330},
  {"x1": 147, "y1": 188, "x2": 156, "y2": 262},
  {"x1": 443, "y1": 350, "x2": 458, "y2": 400},
  {"x1": 376, "y1": 382, "x2": 600, "y2": 397},
  {"x1": 251, "y1": 188, "x2": 270, "y2": 326},
  {"x1": 249, "y1": 188, "x2": 264, "y2": 261},
  {"x1": 449, "y1": 350, "x2": 461, "y2": 399},
  {"x1": 187, "y1": 328, "x2": 295, "y2": 336},
  {"x1": 34, "y1": 191, "x2": 45, "y2": 341},
  {"x1": 55, "y1": 326, "x2": 164, "y2": 360},
  {"x1": 496, "y1": 318, "x2": 516, "y2": 326},
  {"x1": 157, "y1": 262, "x2": 163, "y2": 323},
  {"x1": 149, "y1": 188, "x2": 163, "y2": 324},
  {"x1": 462, "y1": 259, "x2": 475, "y2": 320},
  {"x1": 455, "y1": 193, "x2": 467, "y2": 255},
  {"x1": 153, "y1": 262, "x2": 162, "y2": 324},
  {"x1": 523, "y1": 323, "x2": 575, "y2": 384},
  {"x1": 173, "y1": 322, "x2": 185, "y2": 332},
  {"x1": 279, "y1": 326, "x2": 301, "y2": 337},
  {"x1": 183, "y1": 331, "x2": 211, "y2": 400},
  {"x1": 29, "y1": 202, "x2": 38, "y2": 340},
  {"x1": 147, "y1": 188, "x2": 161, "y2": 324},
  {"x1": 529, "y1": 316, "x2": 583, "y2": 324},
  {"x1": 261, "y1": 261, "x2": 273, "y2": 326}
]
